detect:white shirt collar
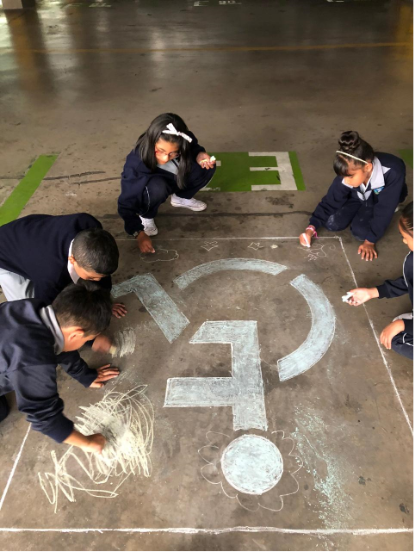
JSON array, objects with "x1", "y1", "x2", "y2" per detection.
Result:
[
  {"x1": 39, "y1": 305, "x2": 65, "y2": 355},
  {"x1": 341, "y1": 156, "x2": 390, "y2": 191},
  {"x1": 67, "y1": 239, "x2": 80, "y2": 284}
]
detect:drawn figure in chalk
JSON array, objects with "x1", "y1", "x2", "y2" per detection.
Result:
[
  {"x1": 0, "y1": 282, "x2": 119, "y2": 453},
  {"x1": 345, "y1": 202, "x2": 413, "y2": 360},
  {"x1": 118, "y1": 113, "x2": 217, "y2": 254},
  {"x1": 299, "y1": 131, "x2": 407, "y2": 261},
  {"x1": 0, "y1": 213, "x2": 127, "y2": 351}
]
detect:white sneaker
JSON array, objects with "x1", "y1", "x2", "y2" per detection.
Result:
[
  {"x1": 170, "y1": 194, "x2": 207, "y2": 212},
  {"x1": 393, "y1": 312, "x2": 413, "y2": 322},
  {"x1": 139, "y1": 217, "x2": 158, "y2": 236}
]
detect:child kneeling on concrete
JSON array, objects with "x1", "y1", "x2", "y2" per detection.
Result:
[
  {"x1": 345, "y1": 202, "x2": 413, "y2": 360},
  {"x1": 0, "y1": 281, "x2": 119, "y2": 452},
  {"x1": 299, "y1": 131, "x2": 407, "y2": 261}
]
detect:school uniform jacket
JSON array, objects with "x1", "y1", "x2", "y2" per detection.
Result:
[
  {"x1": 0, "y1": 213, "x2": 112, "y2": 306},
  {"x1": 309, "y1": 153, "x2": 407, "y2": 243},
  {"x1": 377, "y1": 251, "x2": 413, "y2": 335},
  {"x1": 0, "y1": 300, "x2": 97, "y2": 442},
  {"x1": 118, "y1": 131, "x2": 206, "y2": 235}
]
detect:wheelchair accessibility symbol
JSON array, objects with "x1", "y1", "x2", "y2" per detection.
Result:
[{"x1": 113, "y1": 258, "x2": 336, "y2": 509}]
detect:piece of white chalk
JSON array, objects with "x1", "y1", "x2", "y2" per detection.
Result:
[
  {"x1": 109, "y1": 345, "x2": 117, "y2": 356},
  {"x1": 210, "y1": 156, "x2": 216, "y2": 162},
  {"x1": 300, "y1": 233, "x2": 310, "y2": 248},
  {"x1": 342, "y1": 292, "x2": 353, "y2": 303}
]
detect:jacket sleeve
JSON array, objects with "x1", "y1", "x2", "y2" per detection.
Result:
[
  {"x1": 33, "y1": 280, "x2": 66, "y2": 307},
  {"x1": 309, "y1": 179, "x2": 351, "y2": 229},
  {"x1": 118, "y1": 165, "x2": 146, "y2": 235},
  {"x1": 188, "y1": 131, "x2": 206, "y2": 158},
  {"x1": 10, "y1": 363, "x2": 74, "y2": 443},
  {"x1": 377, "y1": 276, "x2": 408, "y2": 299},
  {"x1": 57, "y1": 351, "x2": 97, "y2": 388},
  {"x1": 365, "y1": 169, "x2": 406, "y2": 243}
]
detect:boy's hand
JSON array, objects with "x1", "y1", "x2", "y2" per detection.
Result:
[
  {"x1": 348, "y1": 287, "x2": 379, "y2": 306},
  {"x1": 92, "y1": 334, "x2": 112, "y2": 354},
  {"x1": 358, "y1": 240, "x2": 377, "y2": 261},
  {"x1": 90, "y1": 364, "x2": 119, "y2": 388},
  {"x1": 112, "y1": 303, "x2": 127, "y2": 318},
  {"x1": 197, "y1": 152, "x2": 216, "y2": 169},
  {"x1": 380, "y1": 320, "x2": 405, "y2": 349},
  {"x1": 137, "y1": 232, "x2": 155, "y2": 254},
  {"x1": 299, "y1": 228, "x2": 315, "y2": 248},
  {"x1": 83, "y1": 433, "x2": 106, "y2": 454}
]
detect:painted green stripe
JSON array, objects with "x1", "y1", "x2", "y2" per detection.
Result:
[
  {"x1": 398, "y1": 149, "x2": 413, "y2": 169},
  {"x1": 289, "y1": 151, "x2": 305, "y2": 190},
  {"x1": 0, "y1": 155, "x2": 58, "y2": 226}
]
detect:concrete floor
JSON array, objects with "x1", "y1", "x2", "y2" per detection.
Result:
[{"x1": 0, "y1": 0, "x2": 413, "y2": 550}]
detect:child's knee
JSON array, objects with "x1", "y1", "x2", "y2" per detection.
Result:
[
  {"x1": 147, "y1": 178, "x2": 170, "y2": 205},
  {"x1": 325, "y1": 214, "x2": 349, "y2": 232},
  {"x1": 350, "y1": 219, "x2": 369, "y2": 241},
  {"x1": 0, "y1": 396, "x2": 9, "y2": 423}
]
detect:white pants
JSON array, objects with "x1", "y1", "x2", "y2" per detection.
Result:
[{"x1": 0, "y1": 268, "x2": 35, "y2": 301}]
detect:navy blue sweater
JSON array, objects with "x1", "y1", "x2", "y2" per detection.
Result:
[
  {"x1": 0, "y1": 300, "x2": 97, "y2": 442},
  {"x1": 309, "y1": 153, "x2": 407, "y2": 243},
  {"x1": 118, "y1": 131, "x2": 206, "y2": 235},
  {"x1": 0, "y1": 213, "x2": 112, "y2": 306},
  {"x1": 377, "y1": 251, "x2": 413, "y2": 335}
]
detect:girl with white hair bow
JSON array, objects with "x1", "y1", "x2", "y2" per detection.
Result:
[{"x1": 118, "y1": 113, "x2": 216, "y2": 254}]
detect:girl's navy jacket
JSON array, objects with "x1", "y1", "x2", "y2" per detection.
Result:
[
  {"x1": 0, "y1": 213, "x2": 112, "y2": 306},
  {"x1": 118, "y1": 131, "x2": 206, "y2": 235},
  {"x1": 377, "y1": 251, "x2": 413, "y2": 335},
  {"x1": 309, "y1": 153, "x2": 407, "y2": 243},
  {"x1": 0, "y1": 300, "x2": 97, "y2": 442}
]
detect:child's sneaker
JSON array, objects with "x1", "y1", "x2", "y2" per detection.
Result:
[
  {"x1": 393, "y1": 312, "x2": 413, "y2": 322},
  {"x1": 170, "y1": 194, "x2": 207, "y2": 212},
  {"x1": 139, "y1": 217, "x2": 158, "y2": 236}
]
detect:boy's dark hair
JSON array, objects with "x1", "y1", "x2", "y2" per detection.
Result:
[
  {"x1": 400, "y1": 201, "x2": 413, "y2": 236},
  {"x1": 334, "y1": 131, "x2": 375, "y2": 177},
  {"x1": 52, "y1": 281, "x2": 112, "y2": 336},
  {"x1": 72, "y1": 228, "x2": 119, "y2": 275},
  {"x1": 136, "y1": 113, "x2": 192, "y2": 190}
]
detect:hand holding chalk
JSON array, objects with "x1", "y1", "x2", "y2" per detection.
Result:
[
  {"x1": 347, "y1": 287, "x2": 379, "y2": 306},
  {"x1": 342, "y1": 291, "x2": 354, "y2": 303}
]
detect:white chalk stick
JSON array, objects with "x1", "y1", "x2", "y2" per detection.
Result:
[
  {"x1": 300, "y1": 233, "x2": 310, "y2": 248},
  {"x1": 210, "y1": 156, "x2": 216, "y2": 162},
  {"x1": 109, "y1": 345, "x2": 117, "y2": 356},
  {"x1": 342, "y1": 292, "x2": 353, "y2": 303}
]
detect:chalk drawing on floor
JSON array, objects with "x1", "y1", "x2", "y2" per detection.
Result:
[
  {"x1": 139, "y1": 248, "x2": 179, "y2": 263},
  {"x1": 248, "y1": 242, "x2": 265, "y2": 251},
  {"x1": 277, "y1": 274, "x2": 336, "y2": 382},
  {"x1": 113, "y1": 273, "x2": 190, "y2": 343},
  {"x1": 38, "y1": 386, "x2": 154, "y2": 513},
  {"x1": 200, "y1": 241, "x2": 219, "y2": 252},
  {"x1": 199, "y1": 430, "x2": 302, "y2": 512},
  {"x1": 165, "y1": 321, "x2": 267, "y2": 431},
  {"x1": 165, "y1": 259, "x2": 335, "y2": 509},
  {"x1": 298, "y1": 243, "x2": 337, "y2": 262},
  {"x1": 113, "y1": 327, "x2": 136, "y2": 358}
]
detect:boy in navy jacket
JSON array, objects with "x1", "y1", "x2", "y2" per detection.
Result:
[
  {"x1": 0, "y1": 213, "x2": 126, "y2": 319},
  {"x1": 300, "y1": 131, "x2": 407, "y2": 261},
  {"x1": 0, "y1": 282, "x2": 119, "y2": 451}
]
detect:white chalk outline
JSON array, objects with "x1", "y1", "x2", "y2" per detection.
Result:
[{"x1": 0, "y1": 236, "x2": 411, "y2": 535}]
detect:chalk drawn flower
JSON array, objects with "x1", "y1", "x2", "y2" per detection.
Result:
[{"x1": 199, "y1": 430, "x2": 302, "y2": 512}]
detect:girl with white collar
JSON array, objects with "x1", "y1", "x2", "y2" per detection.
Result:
[
  {"x1": 299, "y1": 131, "x2": 407, "y2": 261},
  {"x1": 118, "y1": 113, "x2": 216, "y2": 254}
]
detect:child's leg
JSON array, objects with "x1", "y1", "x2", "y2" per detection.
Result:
[
  {"x1": 139, "y1": 177, "x2": 173, "y2": 219},
  {"x1": 0, "y1": 395, "x2": 10, "y2": 422},
  {"x1": 349, "y1": 204, "x2": 374, "y2": 241},
  {"x1": 0, "y1": 268, "x2": 35, "y2": 301},
  {"x1": 173, "y1": 163, "x2": 216, "y2": 200},
  {"x1": 391, "y1": 331, "x2": 413, "y2": 360},
  {"x1": 324, "y1": 197, "x2": 362, "y2": 232}
]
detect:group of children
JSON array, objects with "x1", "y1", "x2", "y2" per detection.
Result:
[{"x1": 0, "y1": 113, "x2": 412, "y2": 453}]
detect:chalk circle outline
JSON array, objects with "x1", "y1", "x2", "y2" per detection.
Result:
[{"x1": 221, "y1": 434, "x2": 283, "y2": 496}]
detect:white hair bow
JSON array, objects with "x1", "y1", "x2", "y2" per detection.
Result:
[{"x1": 162, "y1": 123, "x2": 193, "y2": 143}]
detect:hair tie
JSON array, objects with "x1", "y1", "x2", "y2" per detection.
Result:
[
  {"x1": 162, "y1": 123, "x2": 192, "y2": 143},
  {"x1": 336, "y1": 150, "x2": 368, "y2": 164}
]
